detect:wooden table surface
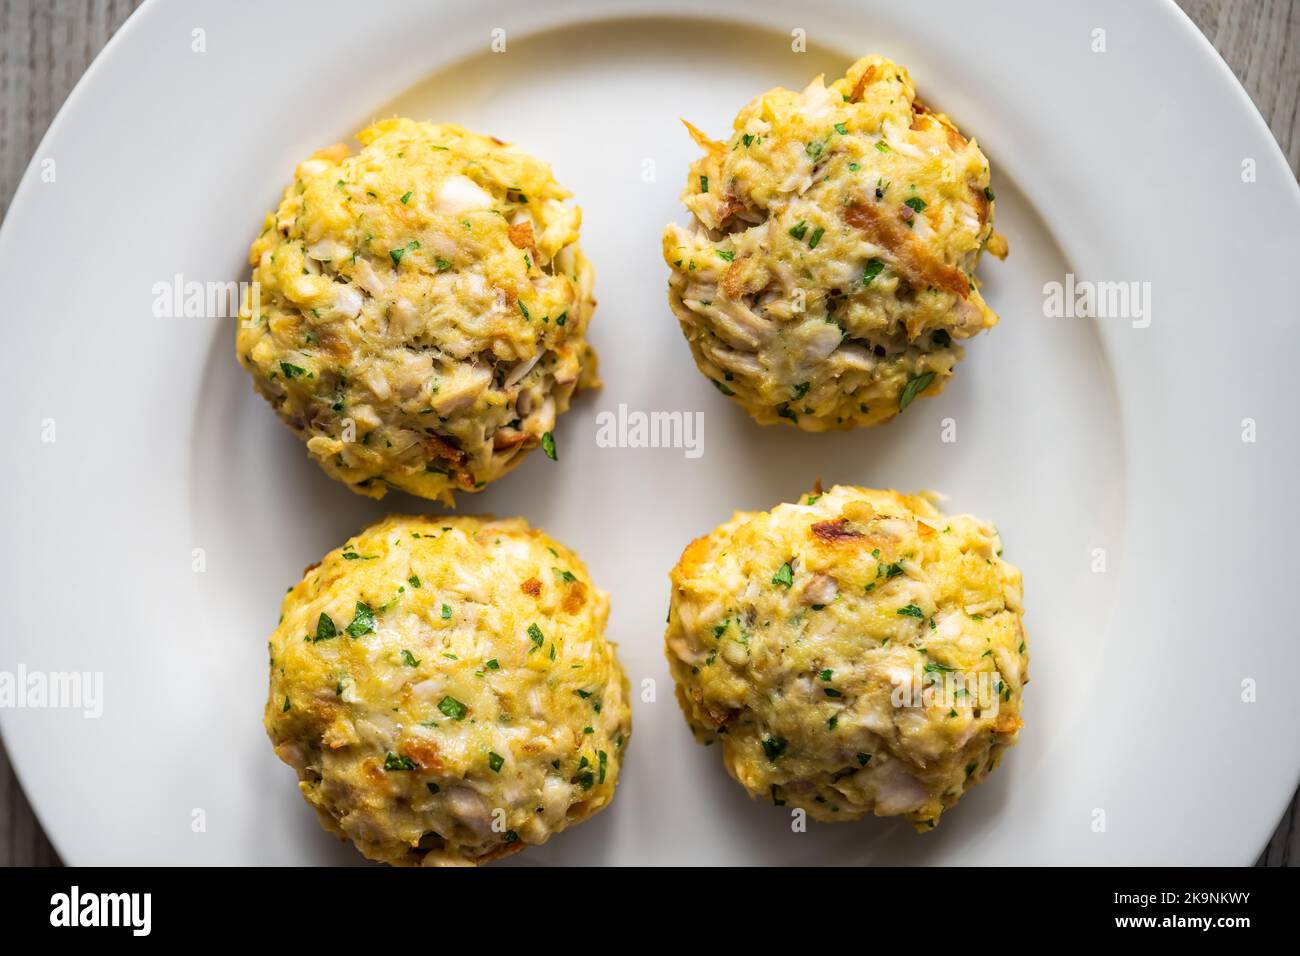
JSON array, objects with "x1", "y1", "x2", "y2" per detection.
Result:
[{"x1": 1, "y1": 0, "x2": 1297, "y2": 866}]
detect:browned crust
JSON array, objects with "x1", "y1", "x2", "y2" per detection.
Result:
[
  {"x1": 995, "y1": 712, "x2": 1023, "y2": 734},
  {"x1": 398, "y1": 735, "x2": 445, "y2": 771},
  {"x1": 720, "y1": 256, "x2": 771, "y2": 300},
  {"x1": 843, "y1": 201, "x2": 970, "y2": 299},
  {"x1": 681, "y1": 119, "x2": 725, "y2": 158},
  {"x1": 520, "y1": 577, "x2": 541, "y2": 597},
  {"x1": 848, "y1": 63, "x2": 879, "y2": 103},
  {"x1": 507, "y1": 221, "x2": 539, "y2": 263},
  {"x1": 474, "y1": 839, "x2": 527, "y2": 865},
  {"x1": 423, "y1": 432, "x2": 465, "y2": 465},
  {"x1": 492, "y1": 430, "x2": 530, "y2": 451},
  {"x1": 561, "y1": 581, "x2": 587, "y2": 614},
  {"x1": 971, "y1": 182, "x2": 989, "y2": 228},
  {"x1": 811, "y1": 518, "x2": 864, "y2": 542}
]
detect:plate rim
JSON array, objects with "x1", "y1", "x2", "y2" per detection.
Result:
[{"x1": 1, "y1": 0, "x2": 1298, "y2": 866}]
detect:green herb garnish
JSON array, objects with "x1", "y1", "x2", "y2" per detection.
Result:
[
  {"x1": 384, "y1": 752, "x2": 416, "y2": 771},
  {"x1": 345, "y1": 601, "x2": 375, "y2": 637},
  {"x1": 314, "y1": 613, "x2": 337, "y2": 642},
  {"x1": 898, "y1": 371, "x2": 936, "y2": 412},
  {"x1": 761, "y1": 736, "x2": 788, "y2": 761},
  {"x1": 863, "y1": 257, "x2": 885, "y2": 286},
  {"x1": 438, "y1": 696, "x2": 468, "y2": 720}
]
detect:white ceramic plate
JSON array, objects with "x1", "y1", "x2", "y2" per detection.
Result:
[{"x1": 1, "y1": 0, "x2": 1297, "y2": 866}]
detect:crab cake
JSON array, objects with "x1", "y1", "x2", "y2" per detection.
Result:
[
  {"x1": 662, "y1": 56, "x2": 1007, "y2": 429},
  {"x1": 265, "y1": 514, "x2": 631, "y2": 866},
  {"x1": 238, "y1": 118, "x2": 598, "y2": 504},
  {"x1": 665, "y1": 485, "x2": 1026, "y2": 829}
]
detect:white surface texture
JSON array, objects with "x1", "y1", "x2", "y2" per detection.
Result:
[{"x1": 0, "y1": 0, "x2": 1297, "y2": 865}]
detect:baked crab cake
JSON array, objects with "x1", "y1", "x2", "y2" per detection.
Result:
[
  {"x1": 665, "y1": 485, "x2": 1026, "y2": 829},
  {"x1": 238, "y1": 118, "x2": 598, "y2": 504},
  {"x1": 265, "y1": 514, "x2": 631, "y2": 866},
  {"x1": 662, "y1": 56, "x2": 1008, "y2": 429}
]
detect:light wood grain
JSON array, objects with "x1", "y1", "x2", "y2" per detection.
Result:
[{"x1": 0, "y1": 0, "x2": 1296, "y2": 867}]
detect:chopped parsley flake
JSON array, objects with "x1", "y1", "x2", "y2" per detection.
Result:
[
  {"x1": 384, "y1": 752, "x2": 416, "y2": 771},
  {"x1": 314, "y1": 613, "x2": 337, "y2": 642},
  {"x1": 437, "y1": 696, "x2": 468, "y2": 720},
  {"x1": 772, "y1": 562, "x2": 794, "y2": 588},
  {"x1": 863, "y1": 257, "x2": 885, "y2": 286},
  {"x1": 761, "y1": 736, "x2": 788, "y2": 761},
  {"x1": 389, "y1": 240, "x2": 419, "y2": 267},
  {"x1": 345, "y1": 601, "x2": 375, "y2": 638},
  {"x1": 541, "y1": 431, "x2": 557, "y2": 460},
  {"x1": 898, "y1": 371, "x2": 936, "y2": 412}
]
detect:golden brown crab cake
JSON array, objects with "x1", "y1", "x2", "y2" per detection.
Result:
[
  {"x1": 238, "y1": 118, "x2": 598, "y2": 504},
  {"x1": 665, "y1": 485, "x2": 1026, "y2": 829},
  {"x1": 265, "y1": 514, "x2": 631, "y2": 866},
  {"x1": 663, "y1": 56, "x2": 1007, "y2": 429}
]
